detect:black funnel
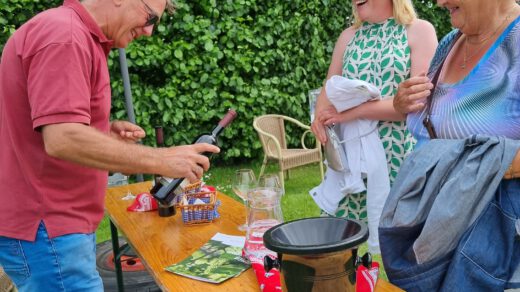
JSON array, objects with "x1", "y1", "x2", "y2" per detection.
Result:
[
  {"x1": 263, "y1": 217, "x2": 369, "y2": 291},
  {"x1": 263, "y1": 217, "x2": 368, "y2": 255}
]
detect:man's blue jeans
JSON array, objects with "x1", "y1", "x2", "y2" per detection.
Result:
[{"x1": 0, "y1": 221, "x2": 103, "y2": 291}]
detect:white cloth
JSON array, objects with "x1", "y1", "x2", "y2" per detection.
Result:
[
  {"x1": 309, "y1": 75, "x2": 390, "y2": 253},
  {"x1": 325, "y1": 75, "x2": 381, "y2": 111}
]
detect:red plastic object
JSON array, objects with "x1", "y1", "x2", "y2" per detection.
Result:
[
  {"x1": 127, "y1": 192, "x2": 158, "y2": 212},
  {"x1": 356, "y1": 261, "x2": 380, "y2": 292},
  {"x1": 251, "y1": 261, "x2": 281, "y2": 292}
]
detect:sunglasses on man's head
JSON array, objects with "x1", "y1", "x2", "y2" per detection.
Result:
[{"x1": 141, "y1": 0, "x2": 159, "y2": 27}]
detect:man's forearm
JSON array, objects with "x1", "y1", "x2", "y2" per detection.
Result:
[{"x1": 42, "y1": 123, "x2": 160, "y2": 175}]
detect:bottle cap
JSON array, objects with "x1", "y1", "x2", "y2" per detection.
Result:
[{"x1": 218, "y1": 109, "x2": 237, "y2": 128}]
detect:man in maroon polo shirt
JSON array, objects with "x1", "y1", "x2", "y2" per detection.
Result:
[{"x1": 0, "y1": 0, "x2": 219, "y2": 290}]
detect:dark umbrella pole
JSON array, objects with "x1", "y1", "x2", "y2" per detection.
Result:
[
  {"x1": 108, "y1": 48, "x2": 143, "y2": 292},
  {"x1": 118, "y1": 48, "x2": 144, "y2": 183}
]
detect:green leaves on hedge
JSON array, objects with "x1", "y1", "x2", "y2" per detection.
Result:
[{"x1": 0, "y1": 0, "x2": 452, "y2": 164}]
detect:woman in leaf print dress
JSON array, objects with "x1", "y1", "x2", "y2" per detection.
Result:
[{"x1": 310, "y1": 0, "x2": 437, "y2": 252}]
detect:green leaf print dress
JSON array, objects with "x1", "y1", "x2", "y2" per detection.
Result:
[{"x1": 333, "y1": 18, "x2": 414, "y2": 220}]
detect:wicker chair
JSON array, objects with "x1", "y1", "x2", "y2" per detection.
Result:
[{"x1": 253, "y1": 114, "x2": 324, "y2": 190}]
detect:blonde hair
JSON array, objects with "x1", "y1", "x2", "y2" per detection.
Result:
[{"x1": 351, "y1": 0, "x2": 417, "y2": 28}]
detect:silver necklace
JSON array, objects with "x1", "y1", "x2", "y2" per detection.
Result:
[{"x1": 461, "y1": 12, "x2": 513, "y2": 69}]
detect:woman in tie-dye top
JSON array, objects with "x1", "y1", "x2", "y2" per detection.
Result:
[
  {"x1": 391, "y1": 0, "x2": 520, "y2": 289},
  {"x1": 405, "y1": 10, "x2": 520, "y2": 147},
  {"x1": 310, "y1": 0, "x2": 437, "y2": 253}
]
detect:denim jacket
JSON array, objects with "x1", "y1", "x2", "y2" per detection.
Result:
[{"x1": 379, "y1": 135, "x2": 520, "y2": 291}]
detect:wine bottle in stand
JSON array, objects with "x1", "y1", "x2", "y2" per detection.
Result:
[
  {"x1": 152, "y1": 109, "x2": 237, "y2": 206},
  {"x1": 150, "y1": 126, "x2": 176, "y2": 216}
]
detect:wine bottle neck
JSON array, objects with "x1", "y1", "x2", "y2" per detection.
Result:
[
  {"x1": 155, "y1": 126, "x2": 164, "y2": 147},
  {"x1": 211, "y1": 125, "x2": 224, "y2": 137}
]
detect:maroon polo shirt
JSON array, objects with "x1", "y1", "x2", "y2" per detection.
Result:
[{"x1": 0, "y1": 0, "x2": 114, "y2": 241}]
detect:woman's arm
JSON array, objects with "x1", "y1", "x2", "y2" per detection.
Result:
[
  {"x1": 407, "y1": 19, "x2": 438, "y2": 77},
  {"x1": 394, "y1": 20, "x2": 439, "y2": 115},
  {"x1": 321, "y1": 19, "x2": 438, "y2": 125},
  {"x1": 311, "y1": 27, "x2": 356, "y2": 144}
]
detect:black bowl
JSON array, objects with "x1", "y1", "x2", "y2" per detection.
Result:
[{"x1": 263, "y1": 217, "x2": 368, "y2": 255}]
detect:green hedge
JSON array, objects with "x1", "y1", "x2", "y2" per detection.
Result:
[{"x1": 0, "y1": 0, "x2": 450, "y2": 163}]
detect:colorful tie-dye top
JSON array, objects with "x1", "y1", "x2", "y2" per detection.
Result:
[{"x1": 407, "y1": 16, "x2": 520, "y2": 147}]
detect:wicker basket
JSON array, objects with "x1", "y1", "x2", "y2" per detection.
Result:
[
  {"x1": 182, "y1": 181, "x2": 203, "y2": 194},
  {"x1": 177, "y1": 191, "x2": 219, "y2": 225}
]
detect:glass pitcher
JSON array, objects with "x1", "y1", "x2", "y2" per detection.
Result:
[{"x1": 243, "y1": 187, "x2": 283, "y2": 260}]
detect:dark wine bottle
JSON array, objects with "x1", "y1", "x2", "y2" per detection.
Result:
[{"x1": 152, "y1": 109, "x2": 237, "y2": 206}]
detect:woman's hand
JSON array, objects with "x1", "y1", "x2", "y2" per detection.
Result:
[
  {"x1": 311, "y1": 112, "x2": 328, "y2": 145},
  {"x1": 393, "y1": 74, "x2": 434, "y2": 115},
  {"x1": 110, "y1": 120, "x2": 146, "y2": 143},
  {"x1": 311, "y1": 105, "x2": 362, "y2": 144},
  {"x1": 320, "y1": 105, "x2": 341, "y2": 125},
  {"x1": 504, "y1": 149, "x2": 520, "y2": 180},
  {"x1": 312, "y1": 106, "x2": 341, "y2": 145}
]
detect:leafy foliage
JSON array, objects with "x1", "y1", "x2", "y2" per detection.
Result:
[{"x1": 0, "y1": 0, "x2": 451, "y2": 163}]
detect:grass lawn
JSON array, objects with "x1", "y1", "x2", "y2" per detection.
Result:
[{"x1": 96, "y1": 161, "x2": 387, "y2": 280}]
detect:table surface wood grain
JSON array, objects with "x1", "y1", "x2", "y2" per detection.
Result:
[
  {"x1": 105, "y1": 181, "x2": 258, "y2": 291},
  {"x1": 105, "y1": 181, "x2": 403, "y2": 292}
]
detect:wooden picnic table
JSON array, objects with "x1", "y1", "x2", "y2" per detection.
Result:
[{"x1": 104, "y1": 181, "x2": 403, "y2": 292}]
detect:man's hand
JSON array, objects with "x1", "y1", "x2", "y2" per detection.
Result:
[
  {"x1": 158, "y1": 143, "x2": 220, "y2": 182},
  {"x1": 110, "y1": 120, "x2": 146, "y2": 143}
]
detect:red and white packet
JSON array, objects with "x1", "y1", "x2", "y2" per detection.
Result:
[
  {"x1": 243, "y1": 240, "x2": 282, "y2": 291},
  {"x1": 247, "y1": 257, "x2": 282, "y2": 292},
  {"x1": 356, "y1": 261, "x2": 380, "y2": 292},
  {"x1": 127, "y1": 192, "x2": 158, "y2": 212}
]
